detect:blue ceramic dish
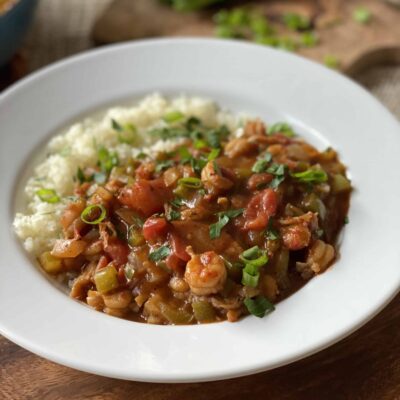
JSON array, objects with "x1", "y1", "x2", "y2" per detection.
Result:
[{"x1": 0, "y1": 0, "x2": 38, "y2": 66}]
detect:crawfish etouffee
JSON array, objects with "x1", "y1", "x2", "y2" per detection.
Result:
[{"x1": 14, "y1": 95, "x2": 351, "y2": 325}]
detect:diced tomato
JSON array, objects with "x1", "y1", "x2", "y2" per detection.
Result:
[
  {"x1": 169, "y1": 232, "x2": 190, "y2": 262},
  {"x1": 118, "y1": 178, "x2": 171, "y2": 217},
  {"x1": 96, "y1": 255, "x2": 110, "y2": 270},
  {"x1": 104, "y1": 238, "x2": 130, "y2": 266},
  {"x1": 165, "y1": 253, "x2": 185, "y2": 272},
  {"x1": 143, "y1": 217, "x2": 169, "y2": 242},
  {"x1": 244, "y1": 188, "x2": 278, "y2": 231}
]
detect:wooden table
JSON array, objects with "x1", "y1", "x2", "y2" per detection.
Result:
[{"x1": 1, "y1": 292, "x2": 400, "y2": 399}]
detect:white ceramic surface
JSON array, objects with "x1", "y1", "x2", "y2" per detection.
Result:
[{"x1": 1, "y1": 38, "x2": 400, "y2": 383}]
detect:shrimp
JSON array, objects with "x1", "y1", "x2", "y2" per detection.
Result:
[
  {"x1": 184, "y1": 249, "x2": 227, "y2": 296},
  {"x1": 201, "y1": 160, "x2": 233, "y2": 198}
]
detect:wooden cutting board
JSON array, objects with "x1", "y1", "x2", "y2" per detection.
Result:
[{"x1": 92, "y1": 0, "x2": 400, "y2": 76}]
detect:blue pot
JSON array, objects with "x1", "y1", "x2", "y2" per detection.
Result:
[{"x1": 0, "y1": 0, "x2": 38, "y2": 67}]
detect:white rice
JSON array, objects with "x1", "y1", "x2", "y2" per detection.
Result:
[{"x1": 13, "y1": 94, "x2": 245, "y2": 256}]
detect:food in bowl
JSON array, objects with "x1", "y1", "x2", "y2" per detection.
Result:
[{"x1": 14, "y1": 94, "x2": 351, "y2": 325}]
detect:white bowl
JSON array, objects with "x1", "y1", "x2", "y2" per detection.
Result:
[{"x1": 1, "y1": 38, "x2": 399, "y2": 383}]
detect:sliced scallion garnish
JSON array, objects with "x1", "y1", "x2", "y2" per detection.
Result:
[
  {"x1": 163, "y1": 111, "x2": 185, "y2": 123},
  {"x1": 244, "y1": 296, "x2": 275, "y2": 318},
  {"x1": 80, "y1": 204, "x2": 107, "y2": 225},
  {"x1": 149, "y1": 245, "x2": 171, "y2": 262},
  {"x1": 241, "y1": 263, "x2": 260, "y2": 287},
  {"x1": 36, "y1": 188, "x2": 60, "y2": 204},
  {"x1": 240, "y1": 246, "x2": 268, "y2": 267},
  {"x1": 178, "y1": 177, "x2": 203, "y2": 189},
  {"x1": 268, "y1": 122, "x2": 295, "y2": 137}
]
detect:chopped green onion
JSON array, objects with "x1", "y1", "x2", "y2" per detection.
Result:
[
  {"x1": 149, "y1": 245, "x2": 171, "y2": 262},
  {"x1": 291, "y1": 168, "x2": 328, "y2": 184},
  {"x1": 244, "y1": 296, "x2": 275, "y2": 318},
  {"x1": 163, "y1": 110, "x2": 185, "y2": 123},
  {"x1": 283, "y1": 13, "x2": 311, "y2": 31},
  {"x1": 268, "y1": 122, "x2": 295, "y2": 137},
  {"x1": 241, "y1": 263, "x2": 261, "y2": 287},
  {"x1": 81, "y1": 204, "x2": 107, "y2": 225},
  {"x1": 178, "y1": 177, "x2": 203, "y2": 189},
  {"x1": 300, "y1": 31, "x2": 319, "y2": 47},
  {"x1": 240, "y1": 246, "x2": 268, "y2": 267},
  {"x1": 252, "y1": 152, "x2": 272, "y2": 173},
  {"x1": 36, "y1": 188, "x2": 60, "y2": 204},
  {"x1": 353, "y1": 7, "x2": 371, "y2": 24},
  {"x1": 170, "y1": 197, "x2": 184, "y2": 208},
  {"x1": 194, "y1": 139, "x2": 208, "y2": 149},
  {"x1": 207, "y1": 148, "x2": 220, "y2": 161},
  {"x1": 324, "y1": 55, "x2": 340, "y2": 69},
  {"x1": 344, "y1": 216, "x2": 349, "y2": 225},
  {"x1": 276, "y1": 36, "x2": 297, "y2": 52}
]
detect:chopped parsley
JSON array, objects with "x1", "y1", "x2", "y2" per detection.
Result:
[
  {"x1": 252, "y1": 152, "x2": 272, "y2": 173},
  {"x1": 111, "y1": 118, "x2": 137, "y2": 144},
  {"x1": 353, "y1": 7, "x2": 371, "y2": 24},
  {"x1": 266, "y1": 163, "x2": 287, "y2": 188},
  {"x1": 166, "y1": 208, "x2": 181, "y2": 221},
  {"x1": 76, "y1": 167, "x2": 93, "y2": 184},
  {"x1": 209, "y1": 208, "x2": 244, "y2": 239},
  {"x1": 155, "y1": 159, "x2": 174, "y2": 173},
  {"x1": 265, "y1": 219, "x2": 279, "y2": 241},
  {"x1": 97, "y1": 146, "x2": 118, "y2": 174},
  {"x1": 291, "y1": 168, "x2": 328, "y2": 184}
]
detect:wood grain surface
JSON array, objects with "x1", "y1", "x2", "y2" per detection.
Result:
[
  {"x1": 92, "y1": 0, "x2": 400, "y2": 73},
  {"x1": 2, "y1": 2, "x2": 400, "y2": 399},
  {"x1": 1, "y1": 292, "x2": 400, "y2": 399}
]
